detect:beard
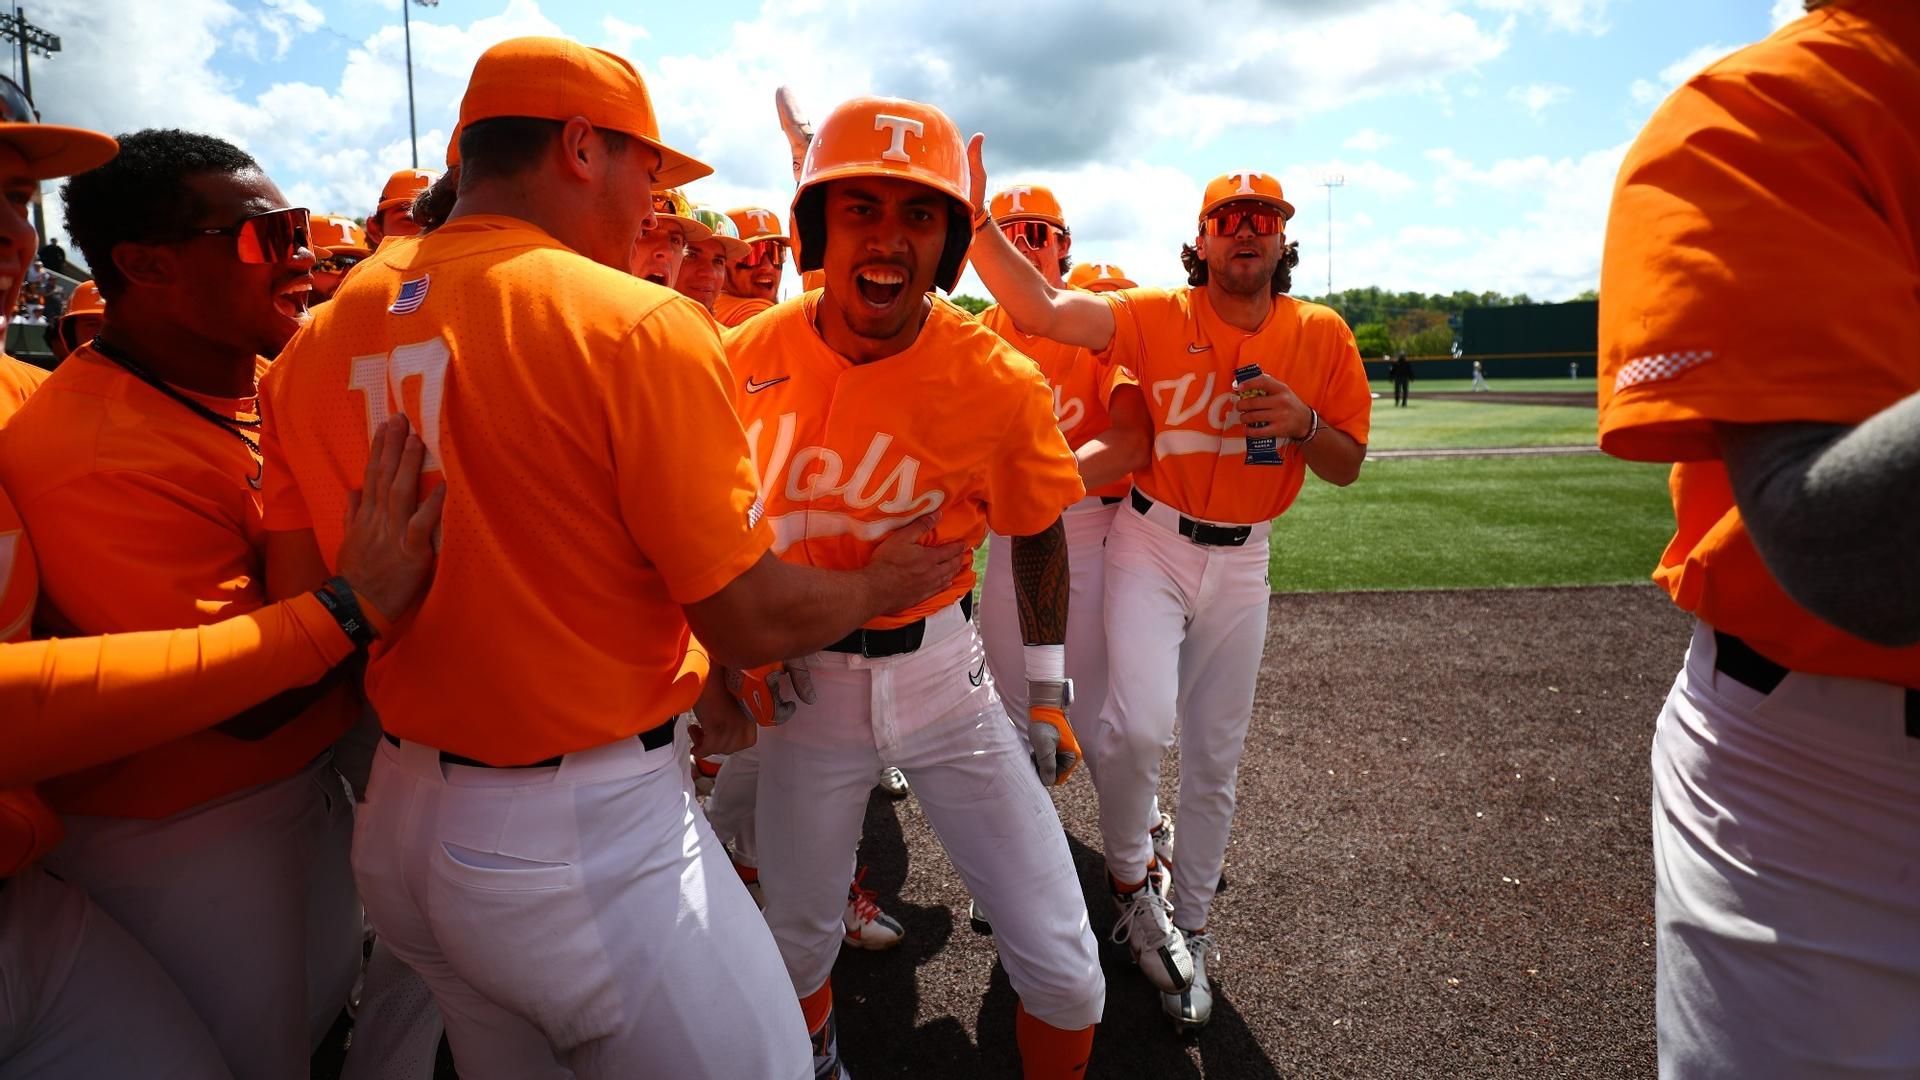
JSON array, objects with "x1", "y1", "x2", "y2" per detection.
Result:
[{"x1": 1209, "y1": 254, "x2": 1278, "y2": 298}]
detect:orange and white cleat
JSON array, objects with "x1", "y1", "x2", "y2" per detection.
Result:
[{"x1": 842, "y1": 866, "x2": 904, "y2": 951}]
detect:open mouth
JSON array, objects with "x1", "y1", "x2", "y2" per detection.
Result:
[
  {"x1": 273, "y1": 279, "x2": 313, "y2": 320},
  {"x1": 644, "y1": 271, "x2": 670, "y2": 286},
  {"x1": 854, "y1": 265, "x2": 908, "y2": 309},
  {"x1": 1231, "y1": 246, "x2": 1261, "y2": 262}
]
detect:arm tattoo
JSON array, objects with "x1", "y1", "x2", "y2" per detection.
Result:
[{"x1": 1011, "y1": 517, "x2": 1069, "y2": 646}]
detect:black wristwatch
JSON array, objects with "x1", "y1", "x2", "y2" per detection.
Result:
[{"x1": 313, "y1": 576, "x2": 378, "y2": 649}]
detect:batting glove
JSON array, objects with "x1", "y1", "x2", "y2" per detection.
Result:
[
  {"x1": 1027, "y1": 680, "x2": 1081, "y2": 786},
  {"x1": 725, "y1": 660, "x2": 817, "y2": 727}
]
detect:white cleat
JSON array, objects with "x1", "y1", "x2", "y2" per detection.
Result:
[
  {"x1": 1162, "y1": 930, "x2": 1218, "y2": 1033},
  {"x1": 876, "y1": 765, "x2": 910, "y2": 798},
  {"x1": 1151, "y1": 811, "x2": 1176, "y2": 869},
  {"x1": 1110, "y1": 879, "x2": 1194, "y2": 993},
  {"x1": 967, "y1": 897, "x2": 992, "y2": 935},
  {"x1": 842, "y1": 868, "x2": 905, "y2": 951}
]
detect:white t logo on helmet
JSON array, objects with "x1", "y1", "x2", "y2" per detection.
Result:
[
  {"x1": 1004, "y1": 186, "x2": 1032, "y2": 213},
  {"x1": 874, "y1": 114, "x2": 925, "y2": 163}
]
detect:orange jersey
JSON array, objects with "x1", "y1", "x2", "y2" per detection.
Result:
[
  {"x1": 1598, "y1": 0, "x2": 1920, "y2": 688},
  {"x1": 0, "y1": 346, "x2": 357, "y2": 818},
  {"x1": 1101, "y1": 288, "x2": 1371, "y2": 524},
  {"x1": 260, "y1": 214, "x2": 770, "y2": 764},
  {"x1": 0, "y1": 353, "x2": 48, "y2": 419},
  {"x1": 713, "y1": 291, "x2": 776, "y2": 328},
  {"x1": 979, "y1": 301, "x2": 1139, "y2": 500},
  {"x1": 723, "y1": 293, "x2": 1082, "y2": 629}
]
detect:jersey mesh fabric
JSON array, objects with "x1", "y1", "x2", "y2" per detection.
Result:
[
  {"x1": 0, "y1": 348, "x2": 357, "y2": 818},
  {"x1": 1100, "y1": 287, "x2": 1372, "y2": 524},
  {"x1": 261, "y1": 214, "x2": 772, "y2": 763},
  {"x1": 724, "y1": 294, "x2": 1083, "y2": 629},
  {"x1": 1597, "y1": 0, "x2": 1920, "y2": 687},
  {"x1": 979, "y1": 299, "x2": 1139, "y2": 500},
  {"x1": 713, "y1": 292, "x2": 776, "y2": 328}
]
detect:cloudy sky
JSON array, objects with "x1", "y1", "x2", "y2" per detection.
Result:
[{"x1": 27, "y1": 0, "x2": 1803, "y2": 299}]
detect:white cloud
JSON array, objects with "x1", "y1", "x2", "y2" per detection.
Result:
[
  {"x1": 1474, "y1": 0, "x2": 1610, "y2": 34},
  {"x1": 1506, "y1": 82, "x2": 1571, "y2": 119},
  {"x1": 600, "y1": 14, "x2": 650, "y2": 58},
  {"x1": 1343, "y1": 128, "x2": 1392, "y2": 152},
  {"x1": 1771, "y1": 0, "x2": 1807, "y2": 29}
]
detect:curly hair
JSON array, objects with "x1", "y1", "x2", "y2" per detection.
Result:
[
  {"x1": 60, "y1": 129, "x2": 261, "y2": 300},
  {"x1": 1180, "y1": 239, "x2": 1300, "y2": 296},
  {"x1": 410, "y1": 165, "x2": 461, "y2": 234}
]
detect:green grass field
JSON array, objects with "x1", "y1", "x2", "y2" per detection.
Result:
[
  {"x1": 1366, "y1": 399, "x2": 1597, "y2": 452},
  {"x1": 1369, "y1": 376, "x2": 1597, "y2": 395},
  {"x1": 1267, "y1": 454, "x2": 1672, "y2": 592}
]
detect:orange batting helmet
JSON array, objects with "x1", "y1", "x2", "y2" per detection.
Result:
[{"x1": 791, "y1": 96, "x2": 972, "y2": 293}]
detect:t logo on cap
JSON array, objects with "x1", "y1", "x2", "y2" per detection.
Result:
[
  {"x1": 1004, "y1": 186, "x2": 1032, "y2": 213},
  {"x1": 748, "y1": 209, "x2": 776, "y2": 232},
  {"x1": 874, "y1": 114, "x2": 924, "y2": 163},
  {"x1": 1232, "y1": 172, "x2": 1263, "y2": 195}
]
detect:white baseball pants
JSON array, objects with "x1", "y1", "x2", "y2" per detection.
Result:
[
  {"x1": 42, "y1": 756, "x2": 361, "y2": 1080},
  {"x1": 981, "y1": 497, "x2": 1119, "y2": 770},
  {"x1": 704, "y1": 742, "x2": 761, "y2": 868},
  {"x1": 353, "y1": 727, "x2": 811, "y2": 1080},
  {"x1": 0, "y1": 866, "x2": 230, "y2": 1079},
  {"x1": 1653, "y1": 621, "x2": 1920, "y2": 1079},
  {"x1": 1094, "y1": 496, "x2": 1271, "y2": 932},
  {"x1": 756, "y1": 603, "x2": 1105, "y2": 1031}
]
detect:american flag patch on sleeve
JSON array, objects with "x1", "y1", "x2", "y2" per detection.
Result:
[{"x1": 389, "y1": 275, "x2": 431, "y2": 315}]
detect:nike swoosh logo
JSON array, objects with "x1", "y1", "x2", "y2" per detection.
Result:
[
  {"x1": 968, "y1": 659, "x2": 987, "y2": 687},
  {"x1": 745, "y1": 375, "x2": 790, "y2": 394},
  {"x1": 1187, "y1": 343, "x2": 1211, "y2": 353}
]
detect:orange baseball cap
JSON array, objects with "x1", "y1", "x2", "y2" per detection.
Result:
[
  {"x1": 376, "y1": 168, "x2": 438, "y2": 213},
  {"x1": 446, "y1": 37, "x2": 710, "y2": 187},
  {"x1": 0, "y1": 75, "x2": 116, "y2": 180},
  {"x1": 1199, "y1": 171, "x2": 1295, "y2": 223},
  {"x1": 991, "y1": 184, "x2": 1065, "y2": 228},
  {"x1": 726, "y1": 206, "x2": 789, "y2": 245},
  {"x1": 310, "y1": 215, "x2": 371, "y2": 259},
  {"x1": 64, "y1": 279, "x2": 104, "y2": 316},
  {"x1": 1066, "y1": 261, "x2": 1137, "y2": 292}
]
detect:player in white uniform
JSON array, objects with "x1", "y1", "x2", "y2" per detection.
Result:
[{"x1": 969, "y1": 156, "x2": 1373, "y2": 1032}]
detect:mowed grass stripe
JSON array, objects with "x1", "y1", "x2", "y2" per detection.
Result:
[
  {"x1": 1268, "y1": 454, "x2": 1674, "y2": 592},
  {"x1": 1368, "y1": 377, "x2": 1597, "y2": 395},
  {"x1": 1365, "y1": 399, "x2": 1598, "y2": 452}
]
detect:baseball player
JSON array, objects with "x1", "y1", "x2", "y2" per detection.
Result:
[
  {"x1": 309, "y1": 214, "x2": 371, "y2": 305},
  {"x1": 974, "y1": 183, "x2": 1173, "y2": 881},
  {"x1": 1065, "y1": 260, "x2": 1137, "y2": 293},
  {"x1": 365, "y1": 167, "x2": 436, "y2": 249},
  {"x1": 714, "y1": 204, "x2": 788, "y2": 326},
  {"x1": 47, "y1": 279, "x2": 102, "y2": 361},
  {"x1": 2, "y1": 416, "x2": 444, "y2": 1080},
  {"x1": 969, "y1": 155, "x2": 1373, "y2": 1031},
  {"x1": 1596, "y1": 2, "x2": 1920, "y2": 1074},
  {"x1": 673, "y1": 204, "x2": 749, "y2": 313},
  {"x1": 631, "y1": 185, "x2": 709, "y2": 287},
  {"x1": 719, "y1": 95, "x2": 1103, "y2": 1080},
  {"x1": 255, "y1": 39, "x2": 964, "y2": 1079},
  {"x1": 0, "y1": 128, "x2": 370, "y2": 1080}
]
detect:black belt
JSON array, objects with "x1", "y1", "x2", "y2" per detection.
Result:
[
  {"x1": 1130, "y1": 489, "x2": 1253, "y2": 548},
  {"x1": 826, "y1": 594, "x2": 972, "y2": 658},
  {"x1": 1715, "y1": 631, "x2": 1920, "y2": 740},
  {"x1": 383, "y1": 715, "x2": 678, "y2": 769},
  {"x1": 1100, "y1": 495, "x2": 1124, "y2": 505}
]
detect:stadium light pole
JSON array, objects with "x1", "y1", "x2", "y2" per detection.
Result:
[
  {"x1": 402, "y1": 0, "x2": 440, "y2": 170},
  {"x1": 1, "y1": 5, "x2": 62, "y2": 240},
  {"x1": 1319, "y1": 172, "x2": 1345, "y2": 298}
]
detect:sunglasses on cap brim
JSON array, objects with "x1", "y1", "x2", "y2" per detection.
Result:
[
  {"x1": 1202, "y1": 206, "x2": 1284, "y2": 238},
  {"x1": 735, "y1": 239, "x2": 787, "y2": 270},
  {"x1": 163, "y1": 207, "x2": 314, "y2": 264},
  {"x1": 1000, "y1": 220, "x2": 1059, "y2": 250}
]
